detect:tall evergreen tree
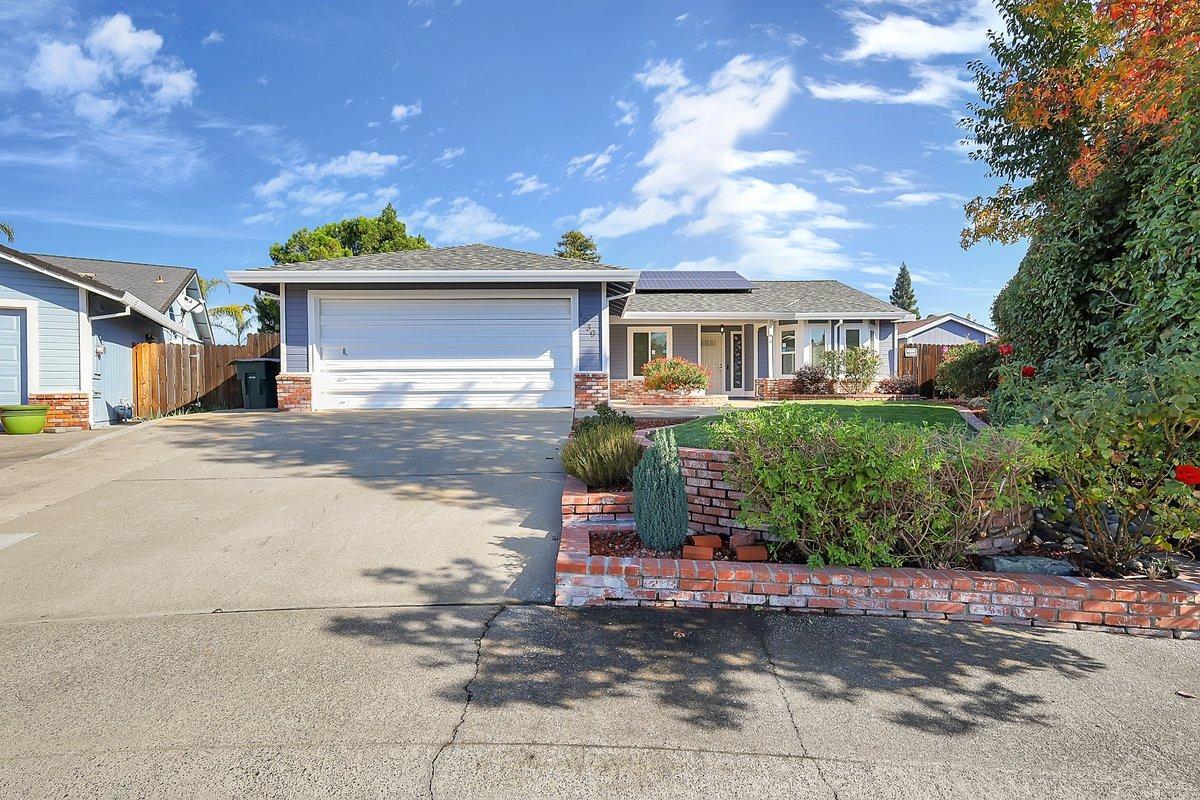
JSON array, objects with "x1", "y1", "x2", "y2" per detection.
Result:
[
  {"x1": 554, "y1": 230, "x2": 601, "y2": 262},
  {"x1": 889, "y1": 262, "x2": 919, "y2": 316}
]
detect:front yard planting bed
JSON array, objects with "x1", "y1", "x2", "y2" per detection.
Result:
[
  {"x1": 556, "y1": 434, "x2": 1200, "y2": 639},
  {"x1": 665, "y1": 400, "x2": 969, "y2": 448}
]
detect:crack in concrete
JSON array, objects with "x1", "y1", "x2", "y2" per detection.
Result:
[
  {"x1": 427, "y1": 604, "x2": 505, "y2": 800},
  {"x1": 756, "y1": 618, "x2": 843, "y2": 800}
]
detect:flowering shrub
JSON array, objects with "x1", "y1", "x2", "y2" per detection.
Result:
[
  {"x1": 561, "y1": 423, "x2": 641, "y2": 489},
  {"x1": 822, "y1": 346, "x2": 881, "y2": 393},
  {"x1": 642, "y1": 356, "x2": 710, "y2": 393},
  {"x1": 792, "y1": 365, "x2": 830, "y2": 394},
  {"x1": 876, "y1": 374, "x2": 918, "y2": 395},
  {"x1": 1021, "y1": 365, "x2": 1037, "y2": 378},
  {"x1": 1020, "y1": 355, "x2": 1200, "y2": 571},
  {"x1": 711, "y1": 405, "x2": 1044, "y2": 569}
]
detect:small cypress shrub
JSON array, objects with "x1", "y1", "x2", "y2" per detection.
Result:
[
  {"x1": 561, "y1": 423, "x2": 641, "y2": 489},
  {"x1": 633, "y1": 427, "x2": 690, "y2": 551}
]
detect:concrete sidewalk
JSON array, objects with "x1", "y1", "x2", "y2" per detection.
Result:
[{"x1": 1, "y1": 606, "x2": 1196, "y2": 799}]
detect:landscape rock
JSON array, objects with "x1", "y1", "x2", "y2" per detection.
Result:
[{"x1": 980, "y1": 555, "x2": 1077, "y2": 576}]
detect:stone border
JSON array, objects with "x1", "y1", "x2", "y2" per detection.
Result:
[{"x1": 555, "y1": 427, "x2": 1200, "y2": 639}]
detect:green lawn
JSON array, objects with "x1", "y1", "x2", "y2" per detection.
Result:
[{"x1": 666, "y1": 401, "x2": 968, "y2": 449}]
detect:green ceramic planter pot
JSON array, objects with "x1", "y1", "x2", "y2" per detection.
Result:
[{"x1": 0, "y1": 404, "x2": 50, "y2": 435}]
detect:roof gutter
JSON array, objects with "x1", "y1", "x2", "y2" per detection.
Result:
[
  {"x1": 226, "y1": 268, "x2": 639, "y2": 285},
  {"x1": 617, "y1": 311, "x2": 914, "y2": 321}
]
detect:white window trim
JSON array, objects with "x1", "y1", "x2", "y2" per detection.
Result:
[
  {"x1": 841, "y1": 322, "x2": 877, "y2": 351},
  {"x1": 777, "y1": 324, "x2": 799, "y2": 377},
  {"x1": 77, "y1": 288, "x2": 91, "y2": 393},
  {"x1": 627, "y1": 325, "x2": 672, "y2": 380},
  {"x1": 278, "y1": 283, "x2": 288, "y2": 373},
  {"x1": 0, "y1": 297, "x2": 39, "y2": 394}
]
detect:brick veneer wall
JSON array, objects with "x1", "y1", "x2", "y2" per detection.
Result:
[
  {"x1": 554, "y1": 523, "x2": 1200, "y2": 638},
  {"x1": 27, "y1": 392, "x2": 90, "y2": 432},
  {"x1": 574, "y1": 372, "x2": 609, "y2": 411},
  {"x1": 562, "y1": 475, "x2": 633, "y2": 526},
  {"x1": 276, "y1": 374, "x2": 312, "y2": 412},
  {"x1": 609, "y1": 379, "x2": 725, "y2": 406}
]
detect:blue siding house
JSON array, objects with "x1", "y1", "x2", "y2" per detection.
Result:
[
  {"x1": 0, "y1": 244, "x2": 214, "y2": 430},
  {"x1": 896, "y1": 314, "x2": 998, "y2": 347}
]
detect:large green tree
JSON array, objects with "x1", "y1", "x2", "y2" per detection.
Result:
[
  {"x1": 554, "y1": 230, "x2": 601, "y2": 262},
  {"x1": 269, "y1": 203, "x2": 430, "y2": 264},
  {"x1": 964, "y1": 0, "x2": 1200, "y2": 373},
  {"x1": 262, "y1": 204, "x2": 430, "y2": 332},
  {"x1": 889, "y1": 262, "x2": 919, "y2": 316}
]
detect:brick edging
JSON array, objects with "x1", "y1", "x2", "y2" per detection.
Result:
[
  {"x1": 557, "y1": 430, "x2": 1200, "y2": 639},
  {"x1": 27, "y1": 392, "x2": 90, "y2": 432}
]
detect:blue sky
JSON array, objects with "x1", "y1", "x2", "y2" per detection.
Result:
[{"x1": 2, "y1": 0, "x2": 1021, "y2": 336}]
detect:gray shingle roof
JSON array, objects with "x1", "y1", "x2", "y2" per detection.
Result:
[
  {"x1": 32, "y1": 253, "x2": 196, "y2": 312},
  {"x1": 622, "y1": 280, "x2": 909, "y2": 316},
  {"x1": 245, "y1": 243, "x2": 630, "y2": 273},
  {"x1": 897, "y1": 314, "x2": 951, "y2": 335}
]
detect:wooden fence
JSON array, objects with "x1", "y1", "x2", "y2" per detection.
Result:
[
  {"x1": 896, "y1": 342, "x2": 948, "y2": 397},
  {"x1": 133, "y1": 333, "x2": 279, "y2": 418}
]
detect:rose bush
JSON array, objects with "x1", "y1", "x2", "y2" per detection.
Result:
[{"x1": 642, "y1": 357, "x2": 710, "y2": 393}]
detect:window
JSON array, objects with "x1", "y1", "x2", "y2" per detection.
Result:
[
  {"x1": 845, "y1": 328, "x2": 861, "y2": 349},
  {"x1": 631, "y1": 329, "x2": 670, "y2": 377},
  {"x1": 781, "y1": 328, "x2": 797, "y2": 375},
  {"x1": 809, "y1": 328, "x2": 827, "y2": 366}
]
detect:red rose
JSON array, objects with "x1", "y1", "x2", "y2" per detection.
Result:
[
  {"x1": 999, "y1": 343, "x2": 1014, "y2": 357},
  {"x1": 1020, "y1": 365, "x2": 1037, "y2": 378},
  {"x1": 1176, "y1": 464, "x2": 1200, "y2": 487}
]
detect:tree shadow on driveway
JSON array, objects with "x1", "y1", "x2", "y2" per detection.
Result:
[{"x1": 329, "y1": 558, "x2": 1107, "y2": 738}]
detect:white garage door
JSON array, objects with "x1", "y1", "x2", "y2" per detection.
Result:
[{"x1": 312, "y1": 292, "x2": 576, "y2": 409}]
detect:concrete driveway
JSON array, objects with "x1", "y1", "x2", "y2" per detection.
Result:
[
  {"x1": 1, "y1": 410, "x2": 1198, "y2": 799},
  {"x1": 0, "y1": 409, "x2": 570, "y2": 621}
]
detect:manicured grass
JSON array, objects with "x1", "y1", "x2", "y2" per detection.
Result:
[{"x1": 665, "y1": 401, "x2": 968, "y2": 449}]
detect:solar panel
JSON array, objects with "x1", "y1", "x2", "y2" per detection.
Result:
[{"x1": 636, "y1": 270, "x2": 753, "y2": 292}]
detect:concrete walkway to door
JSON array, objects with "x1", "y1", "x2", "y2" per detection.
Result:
[{"x1": 0, "y1": 409, "x2": 571, "y2": 622}]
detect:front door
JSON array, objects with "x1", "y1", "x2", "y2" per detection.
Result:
[{"x1": 700, "y1": 332, "x2": 724, "y2": 395}]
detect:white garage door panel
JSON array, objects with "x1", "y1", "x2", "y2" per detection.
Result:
[{"x1": 313, "y1": 294, "x2": 576, "y2": 409}]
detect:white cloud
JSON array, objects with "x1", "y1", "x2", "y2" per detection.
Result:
[
  {"x1": 807, "y1": 64, "x2": 974, "y2": 107},
  {"x1": 253, "y1": 150, "x2": 403, "y2": 199},
  {"x1": 86, "y1": 13, "x2": 162, "y2": 73},
  {"x1": 842, "y1": 0, "x2": 1002, "y2": 61},
  {"x1": 434, "y1": 146, "x2": 465, "y2": 166},
  {"x1": 615, "y1": 99, "x2": 637, "y2": 127},
  {"x1": 675, "y1": 13, "x2": 689, "y2": 23},
  {"x1": 26, "y1": 42, "x2": 106, "y2": 94},
  {"x1": 201, "y1": 30, "x2": 224, "y2": 45},
  {"x1": 815, "y1": 167, "x2": 918, "y2": 195},
  {"x1": 882, "y1": 190, "x2": 965, "y2": 207},
  {"x1": 506, "y1": 171, "x2": 550, "y2": 196},
  {"x1": 566, "y1": 144, "x2": 619, "y2": 181},
  {"x1": 242, "y1": 211, "x2": 276, "y2": 226},
  {"x1": 751, "y1": 23, "x2": 807, "y2": 50},
  {"x1": 863, "y1": 281, "x2": 891, "y2": 291},
  {"x1": 407, "y1": 196, "x2": 539, "y2": 243},
  {"x1": 72, "y1": 92, "x2": 120, "y2": 124},
  {"x1": 581, "y1": 55, "x2": 855, "y2": 277},
  {"x1": 391, "y1": 100, "x2": 422, "y2": 122},
  {"x1": 24, "y1": 14, "x2": 198, "y2": 120}
]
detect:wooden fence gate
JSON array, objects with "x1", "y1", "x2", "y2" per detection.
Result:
[
  {"x1": 133, "y1": 333, "x2": 279, "y2": 418},
  {"x1": 896, "y1": 343, "x2": 948, "y2": 398}
]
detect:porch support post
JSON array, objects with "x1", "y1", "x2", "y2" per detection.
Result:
[{"x1": 766, "y1": 321, "x2": 776, "y2": 380}]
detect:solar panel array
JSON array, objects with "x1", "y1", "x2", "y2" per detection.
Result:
[{"x1": 635, "y1": 270, "x2": 754, "y2": 292}]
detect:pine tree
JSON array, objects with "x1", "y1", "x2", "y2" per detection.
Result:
[
  {"x1": 554, "y1": 230, "x2": 601, "y2": 263},
  {"x1": 633, "y1": 427, "x2": 690, "y2": 551},
  {"x1": 890, "y1": 262, "x2": 919, "y2": 316}
]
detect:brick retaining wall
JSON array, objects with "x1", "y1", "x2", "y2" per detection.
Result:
[
  {"x1": 562, "y1": 475, "x2": 633, "y2": 526},
  {"x1": 275, "y1": 374, "x2": 312, "y2": 412},
  {"x1": 609, "y1": 379, "x2": 725, "y2": 406},
  {"x1": 573, "y1": 372, "x2": 609, "y2": 411},
  {"x1": 27, "y1": 392, "x2": 90, "y2": 432},
  {"x1": 753, "y1": 379, "x2": 919, "y2": 402}
]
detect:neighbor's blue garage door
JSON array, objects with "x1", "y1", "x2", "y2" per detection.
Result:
[{"x1": 0, "y1": 309, "x2": 26, "y2": 405}]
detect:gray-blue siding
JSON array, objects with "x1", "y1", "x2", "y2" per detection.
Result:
[
  {"x1": 904, "y1": 319, "x2": 989, "y2": 345},
  {"x1": 0, "y1": 308, "x2": 26, "y2": 403},
  {"x1": 0, "y1": 259, "x2": 82, "y2": 392},
  {"x1": 91, "y1": 313, "x2": 158, "y2": 423},
  {"x1": 281, "y1": 283, "x2": 604, "y2": 373},
  {"x1": 609, "y1": 323, "x2": 699, "y2": 380}
]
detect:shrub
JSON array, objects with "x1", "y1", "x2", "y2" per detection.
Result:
[
  {"x1": 711, "y1": 405, "x2": 1043, "y2": 569},
  {"x1": 936, "y1": 342, "x2": 1000, "y2": 398},
  {"x1": 574, "y1": 402, "x2": 635, "y2": 436},
  {"x1": 876, "y1": 374, "x2": 918, "y2": 395},
  {"x1": 633, "y1": 426, "x2": 690, "y2": 551},
  {"x1": 1019, "y1": 356, "x2": 1200, "y2": 571},
  {"x1": 841, "y1": 346, "x2": 882, "y2": 393},
  {"x1": 642, "y1": 356, "x2": 710, "y2": 393},
  {"x1": 792, "y1": 365, "x2": 830, "y2": 394},
  {"x1": 561, "y1": 423, "x2": 641, "y2": 489}
]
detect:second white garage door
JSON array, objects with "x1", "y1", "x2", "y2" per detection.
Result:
[{"x1": 311, "y1": 292, "x2": 576, "y2": 409}]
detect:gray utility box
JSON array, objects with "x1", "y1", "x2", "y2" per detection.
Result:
[{"x1": 230, "y1": 358, "x2": 281, "y2": 409}]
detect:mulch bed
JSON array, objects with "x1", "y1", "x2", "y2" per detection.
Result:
[
  {"x1": 633, "y1": 417, "x2": 699, "y2": 431},
  {"x1": 589, "y1": 529, "x2": 736, "y2": 561}
]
